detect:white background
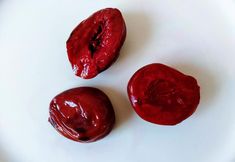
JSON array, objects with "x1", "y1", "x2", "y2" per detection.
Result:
[{"x1": 0, "y1": 0, "x2": 235, "y2": 162}]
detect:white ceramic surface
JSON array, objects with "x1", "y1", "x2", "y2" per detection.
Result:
[{"x1": 1, "y1": 0, "x2": 235, "y2": 162}]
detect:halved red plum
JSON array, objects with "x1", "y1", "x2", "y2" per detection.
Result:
[
  {"x1": 49, "y1": 87, "x2": 115, "y2": 143},
  {"x1": 127, "y1": 63, "x2": 200, "y2": 125},
  {"x1": 66, "y1": 8, "x2": 126, "y2": 79}
]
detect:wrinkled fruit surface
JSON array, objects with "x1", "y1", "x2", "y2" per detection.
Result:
[
  {"x1": 127, "y1": 63, "x2": 200, "y2": 125},
  {"x1": 66, "y1": 8, "x2": 126, "y2": 79},
  {"x1": 49, "y1": 87, "x2": 115, "y2": 143}
]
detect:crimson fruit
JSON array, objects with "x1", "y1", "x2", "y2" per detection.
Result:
[
  {"x1": 66, "y1": 8, "x2": 126, "y2": 79},
  {"x1": 127, "y1": 63, "x2": 200, "y2": 125},
  {"x1": 49, "y1": 87, "x2": 115, "y2": 143}
]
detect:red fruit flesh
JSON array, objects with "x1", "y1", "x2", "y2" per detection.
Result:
[
  {"x1": 49, "y1": 87, "x2": 115, "y2": 143},
  {"x1": 66, "y1": 8, "x2": 126, "y2": 79},
  {"x1": 127, "y1": 63, "x2": 200, "y2": 125}
]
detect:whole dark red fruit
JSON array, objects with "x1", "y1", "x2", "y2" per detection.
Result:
[
  {"x1": 48, "y1": 87, "x2": 115, "y2": 143},
  {"x1": 66, "y1": 8, "x2": 126, "y2": 79},
  {"x1": 127, "y1": 63, "x2": 200, "y2": 125}
]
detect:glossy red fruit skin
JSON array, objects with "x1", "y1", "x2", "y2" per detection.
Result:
[
  {"x1": 48, "y1": 87, "x2": 115, "y2": 143},
  {"x1": 127, "y1": 63, "x2": 200, "y2": 125},
  {"x1": 66, "y1": 8, "x2": 126, "y2": 79}
]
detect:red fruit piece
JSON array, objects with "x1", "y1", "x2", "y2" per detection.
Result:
[
  {"x1": 49, "y1": 87, "x2": 115, "y2": 143},
  {"x1": 127, "y1": 63, "x2": 200, "y2": 125},
  {"x1": 66, "y1": 8, "x2": 126, "y2": 79}
]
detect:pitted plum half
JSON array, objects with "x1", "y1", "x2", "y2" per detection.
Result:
[
  {"x1": 66, "y1": 8, "x2": 126, "y2": 79},
  {"x1": 127, "y1": 63, "x2": 200, "y2": 125},
  {"x1": 49, "y1": 87, "x2": 115, "y2": 143}
]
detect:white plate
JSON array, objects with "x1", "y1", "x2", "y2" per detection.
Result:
[{"x1": 1, "y1": 0, "x2": 235, "y2": 162}]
